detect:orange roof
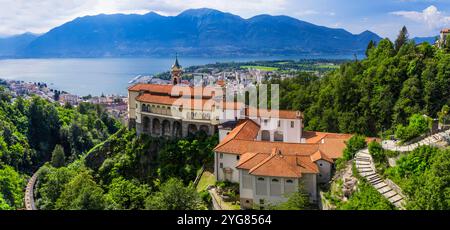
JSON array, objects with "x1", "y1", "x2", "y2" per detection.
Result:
[
  {"x1": 303, "y1": 131, "x2": 353, "y2": 144},
  {"x1": 215, "y1": 120, "x2": 260, "y2": 150},
  {"x1": 236, "y1": 148, "x2": 319, "y2": 178},
  {"x1": 128, "y1": 84, "x2": 174, "y2": 94},
  {"x1": 129, "y1": 83, "x2": 217, "y2": 98},
  {"x1": 215, "y1": 139, "x2": 320, "y2": 156},
  {"x1": 441, "y1": 28, "x2": 450, "y2": 33},
  {"x1": 215, "y1": 119, "x2": 356, "y2": 178},
  {"x1": 245, "y1": 107, "x2": 303, "y2": 119},
  {"x1": 310, "y1": 150, "x2": 334, "y2": 163}
]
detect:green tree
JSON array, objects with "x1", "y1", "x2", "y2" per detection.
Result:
[
  {"x1": 36, "y1": 165, "x2": 76, "y2": 210},
  {"x1": 338, "y1": 180, "x2": 395, "y2": 210},
  {"x1": 438, "y1": 105, "x2": 450, "y2": 125},
  {"x1": 56, "y1": 171, "x2": 105, "y2": 210},
  {"x1": 343, "y1": 135, "x2": 367, "y2": 160},
  {"x1": 395, "y1": 26, "x2": 409, "y2": 52},
  {"x1": 275, "y1": 189, "x2": 309, "y2": 210},
  {"x1": 368, "y1": 141, "x2": 384, "y2": 163},
  {"x1": 145, "y1": 178, "x2": 204, "y2": 210},
  {"x1": 366, "y1": 40, "x2": 376, "y2": 57},
  {"x1": 0, "y1": 165, "x2": 25, "y2": 209},
  {"x1": 51, "y1": 145, "x2": 65, "y2": 168},
  {"x1": 104, "y1": 177, "x2": 149, "y2": 210}
]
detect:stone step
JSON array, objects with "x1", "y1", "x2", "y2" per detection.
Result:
[
  {"x1": 374, "y1": 183, "x2": 387, "y2": 190},
  {"x1": 366, "y1": 174, "x2": 379, "y2": 180},
  {"x1": 360, "y1": 172, "x2": 376, "y2": 177},
  {"x1": 379, "y1": 187, "x2": 393, "y2": 194},
  {"x1": 390, "y1": 195, "x2": 404, "y2": 204},
  {"x1": 356, "y1": 162, "x2": 371, "y2": 166},
  {"x1": 371, "y1": 179, "x2": 384, "y2": 185},
  {"x1": 363, "y1": 172, "x2": 377, "y2": 178},
  {"x1": 386, "y1": 192, "x2": 399, "y2": 200},
  {"x1": 383, "y1": 190, "x2": 397, "y2": 199},
  {"x1": 357, "y1": 165, "x2": 372, "y2": 169},
  {"x1": 355, "y1": 158, "x2": 371, "y2": 162},
  {"x1": 368, "y1": 176, "x2": 381, "y2": 182},
  {"x1": 359, "y1": 168, "x2": 374, "y2": 173}
]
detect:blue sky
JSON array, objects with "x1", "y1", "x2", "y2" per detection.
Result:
[{"x1": 1, "y1": 0, "x2": 450, "y2": 39}]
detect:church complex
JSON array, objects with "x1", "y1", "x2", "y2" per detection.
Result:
[{"x1": 127, "y1": 58, "x2": 369, "y2": 209}]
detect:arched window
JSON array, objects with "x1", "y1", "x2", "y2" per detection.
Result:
[{"x1": 274, "y1": 131, "x2": 284, "y2": 142}]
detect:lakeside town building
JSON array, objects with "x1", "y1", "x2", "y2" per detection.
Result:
[
  {"x1": 438, "y1": 28, "x2": 450, "y2": 48},
  {"x1": 127, "y1": 57, "x2": 373, "y2": 209}
]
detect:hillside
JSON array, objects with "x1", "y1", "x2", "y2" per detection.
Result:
[
  {"x1": 13, "y1": 8, "x2": 381, "y2": 57},
  {"x1": 0, "y1": 33, "x2": 38, "y2": 58}
]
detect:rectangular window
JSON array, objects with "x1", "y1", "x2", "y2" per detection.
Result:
[
  {"x1": 264, "y1": 119, "x2": 268, "y2": 125},
  {"x1": 256, "y1": 177, "x2": 267, "y2": 196},
  {"x1": 291, "y1": 121, "x2": 295, "y2": 128},
  {"x1": 220, "y1": 153, "x2": 223, "y2": 159},
  {"x1": 242, "y1": 171, "x2": 252, "y2": 189},
  {"x1": 220, "y1": 163, "x2": 223, "y2": 168},
  {"x1": 278, "y1": 120, "x2": 281, "y2": 127},
  {"x1": 236, "y1": 155, "x2": 240, "y2": 160},
  {"x1": 270, "y1": 178, "x2": 282, "y2": 196}
]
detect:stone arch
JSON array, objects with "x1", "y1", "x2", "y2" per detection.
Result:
[
  {"x1": 200, "y1": 125, "x2": 210, "y2": 134},
  {"x1": 152, "y1": 118, "x2": 161, "y2": 135},
  {"x1": 261, "y1": 130, "x2": 270, "y2": 141},
  {"x1": 188, "y1": 124, "x2": 198, "y2": 135},
  {"x1": 143, "y1": 116, "x2": 151, "y2": 133},
  {"x1": 162, "y1": 120, "x2": 171, "y2": 136},
  {"x1": 173, "y1": 121, "x2": 182, "y2": 138},
  {"x1": 274, "y1": 131, "x2": 284, "y2": 142}
]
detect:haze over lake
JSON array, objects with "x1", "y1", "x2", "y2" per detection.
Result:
[{"x1": 0, "y1": 56, "x2": 351, "y2": 96}]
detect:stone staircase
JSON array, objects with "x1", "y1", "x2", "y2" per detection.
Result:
[
  {"x1": 355, "y1": 149, "x2": 405, "y2": 209},
  {"x1": 382, "y1": 129, "x2": 450, "y2": 152}
]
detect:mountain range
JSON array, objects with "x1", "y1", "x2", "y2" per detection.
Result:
[{"x1": 1, "y1": 8, "x2": 385, "y2": 58}]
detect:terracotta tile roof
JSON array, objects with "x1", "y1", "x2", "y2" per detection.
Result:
[
  {"x1": 236, "y1": 152, "x2": 270, "y2": 170},
  {"x1": 136, "y1": 94, "x2": 244, "y2": 111},
  {"x1": 303, "y1": 131, "x2": 353, "y2": 143},
  {"x1": 310, "y1": 150, "x2": 334, "y2": 163},
  {"x1": 129, "y1": 83, "x2": 217, "y2": 98},
  {"x1": 128, "y1": 84, "x2": 174, "y2": 94},
  {"x1": 236, "y1": 148, "x2": 319, "y2": 178},
  {"x1": 442, "y1": 28, "x2": 450, "y2": 33},
  {"x1": 214, "y1": 120, "x2": 260, "y2": 150},
  {"x1": 245, "y1": 107, "x2": 303, "y2": 119},
  {"x1": 318, "y1": 138, "x2": 349, "y2": 159},
  {"x1": 215, "y1": 139, "x2": 320, "y2": 156}
]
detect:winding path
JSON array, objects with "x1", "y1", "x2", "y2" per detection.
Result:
[
  {"x1": 24, "y1": 170, "x2": 39, "y2": 210},
  {"x1": 382, "y1": 129, "x2": 450, "y2": 152},
  {"x1": 355, "y1": 149, "x2": 406, "y2": 209}
]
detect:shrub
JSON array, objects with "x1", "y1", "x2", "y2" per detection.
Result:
[
  {"x1": 368, "y1": 141, "x2": 385, "y2": 163},
  {"x1": 343, "y1": 135, "x2": 367, "y2": 160}
]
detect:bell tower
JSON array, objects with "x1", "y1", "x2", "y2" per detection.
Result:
[{"x1": 171, "y1": 54, "x2": 182, "y2": 85}]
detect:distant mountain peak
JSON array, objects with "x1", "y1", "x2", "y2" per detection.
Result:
[{"x1": 1, "y1": 8, "x2": 383, "y2": 58}]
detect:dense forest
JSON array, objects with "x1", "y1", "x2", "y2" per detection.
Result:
[
  {"x1": 274, "y1": 33, "x2": 450, "y2": 137},
  {"x1": 36, "y1": 129, "x2": 217, "y2": 210},
  {"x1": 0, "y1": 87, "x2": 120, "y2": 210}
]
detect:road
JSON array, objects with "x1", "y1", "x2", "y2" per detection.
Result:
[{"x1": 24, "y1": 170, "x2": 39, "y2": 210}]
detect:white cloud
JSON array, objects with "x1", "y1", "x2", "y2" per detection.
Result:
[
  {"x1": 391, "y1": 5, "x2": 450, "y2": 30},
  {"x1": 0, "y1": 0, "x2": 289, "y2": 36}
]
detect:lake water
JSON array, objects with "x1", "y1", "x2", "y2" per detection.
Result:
[{"x1": 0, "y1": 56, "x2": 351, "y2": 96}]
